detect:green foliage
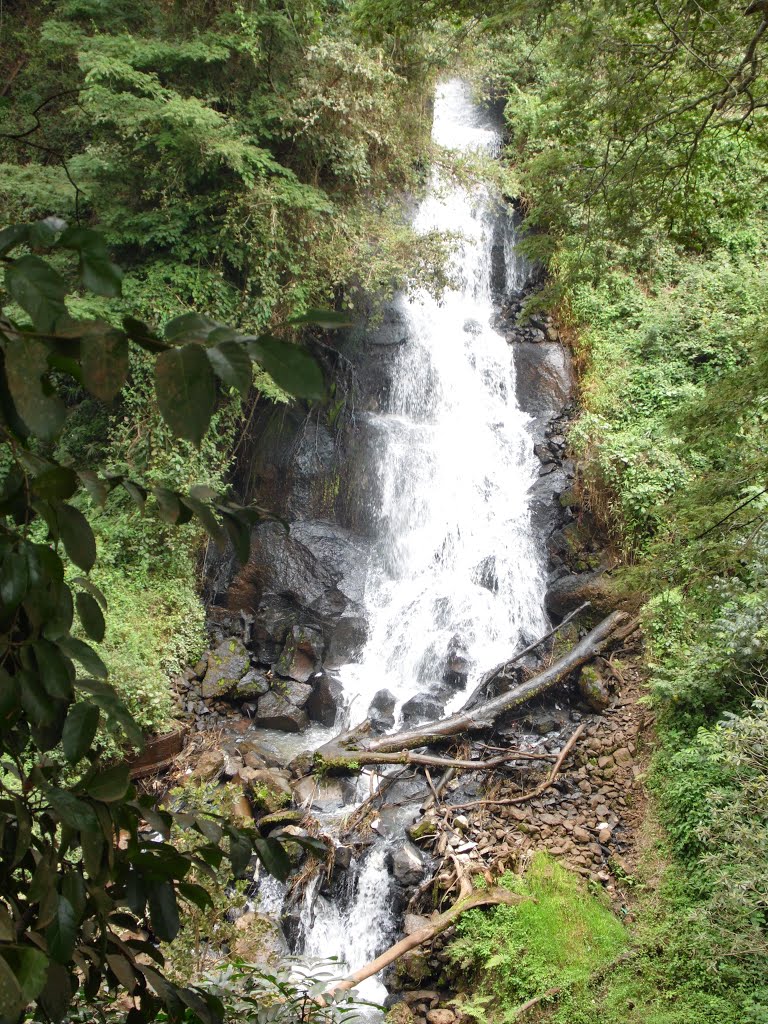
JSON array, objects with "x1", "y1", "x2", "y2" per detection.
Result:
[
  {"x1": 0, "y1": 225, "x2": 330, "y2": 1023},
  {"x1": 446, "y1": 855, "x2": 627, "y2": 1022}
]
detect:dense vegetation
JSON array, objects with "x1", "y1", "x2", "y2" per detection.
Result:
[
  {"x1": 0, "y1": 0, "x2": 442, "y2": 737},
  {"x1": 435, "y1": 3, "x2": 767, "y2": 1021}
]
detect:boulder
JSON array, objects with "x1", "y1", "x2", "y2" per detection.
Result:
[
  {"x1": 325, "y1": 606, "x2": 368, "y2": 667},
  {"x1": 235, "y1": 668, "x2": 271, "y2": 699},
  {"x1": 368, "y1": 688, "x2": 397, "y2": 733},
  {"x1": 306, "y1": 671, "x2": 344, "y2": 727},
  {"x1": 240, "y1": 738, "x2": 282, "y2": 767},
  {"x1": 390, "y1": 840, "x2": 426, "y2": 886},
  {"x1": 188, "y1": 748, "x2": 225, "y2": 781},
  {"x1": 401, "y1": 692, "x2": 443, "y2": 725},
  {"x1": 200, "y1": 637, "x2": 250, "y2": 698},
  {"x1": 246, "y1": 769, "x2": 293, "y2": 813},
  {"x1": 334, "y1": 844, "x2": 353, "y2": 871},
  {"x1": 233, "y1": 912, "x2": 288, "y2": 965},
  {"x1": 255, "y1": 689, "x2": 310, "y2": 732}
]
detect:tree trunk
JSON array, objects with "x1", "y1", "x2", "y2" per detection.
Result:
[{"x1": 315, "y1": 610, "x2": 627, "y2": 769}]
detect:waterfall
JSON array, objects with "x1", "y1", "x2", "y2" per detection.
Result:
[
  {"x1": 339, "y1": 78, "x2": 547, "y2": 726},
  {"x1": 288, "y1": 78, "x2": 548, "y2": 1007}
]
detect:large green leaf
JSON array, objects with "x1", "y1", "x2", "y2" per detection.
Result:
[
  {"x1": 33, "y1": 639, "x2": 74, "y2": 699},
  {"x1": 253, "y1": 837, "x2": 291, "y2": 881},
  {"x1": 154, "y1": 343, "x2": 216, "y2": 445},
  {"x1": 32, "y1": 466, "x2": 78, "y2": 502},
  {"x1": 3, "y1": 337, "x2": 66, "y2": 439},
  {"x1": 248, "y1": 336, "x2": 325, "y2": 399},
  {"x1": 86, "y1": 763, "x2": 130, "y2": 803},
  {"x1": 206, "y1": 341, "x2": 252, "y2": 397},
  {"x1": 80, "y1": 323, "x2": 129, "y2": 402},
  {"x1": 147, "y1": 882, "x2": 180, "y2": 942},
  {"x1": 57, "y1": 503, "x2": 96, "y2": 572},
  {"x1": 46, "y1": 788, "x2": 99, "y2": 831},
  {"x1": 62, "y1": 703, "x2": 100, "y2": 764},
  {"x1": 1, "y1": 547, "x2": 29, "y2": 611},
  {"x1": 0, "y1": 946, "x2": 49, "y2": 1004},
  {"x1": 0, "y1": 223, "x2": 30, "y2": 256},
  {"x1": 0, "y1": 951, "x2": 24, "y2": 1019},
  {"x1": 75, "y1": 590, "x2": 106, "y2": 642},
  {"x1": 58, "y1": 636, "x2": 108, "y2": 679},
  {"x1": 58, "y1": 227, "x2": 123, "y2": 298},
  {"x1": 164, "y1": 312, "x2": 219, "y2": 343},
  {"x1": 46, "y1": 895, "x2": 77, "y2": 964},
  {"x1": 19, "y1": 669, "x2": 57, "y2": 726},
  {"x1": 4, "y1": 254, "x2": 67, "y2": 332},
  {"x1": 180, "y1": 495, "x2": 226, "y2": 549}
]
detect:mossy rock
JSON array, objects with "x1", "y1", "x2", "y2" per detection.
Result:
[
  {"x1": 200, "y1": 637, "x2": 250, "y2": 698},
  {"x1": 257, "y1": 808, "x2": 307, "y2": 832},
  {"x1": 408, "y1": 818, "x2": 438, "y2": 841}
]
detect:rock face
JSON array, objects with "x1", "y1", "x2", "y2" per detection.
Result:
[{"x1": 200, "y1": 638, "x2": 250, "y2": 698}]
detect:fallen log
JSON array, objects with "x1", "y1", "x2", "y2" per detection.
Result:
[
  {"x1": 315, "y1": 610, "x2": 627, "y2": 768},
  {"x1": 325, "y1": 886, "x2": 524, "y2": 997}
]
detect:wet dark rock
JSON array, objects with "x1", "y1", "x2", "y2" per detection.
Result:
[
  {"x1": 292, "y1": 776, "x2": 357, "y2": 812},
  {"x1": 368, "y1": 688, "x2": 397, "y2": 733},
  {"x1": 241, "y1": 738, "x2": 283, "y2": 768},
  {"x1": 200, "y1": 638, "x2": 250, "y2": 699},
  {"x1": 529, "y1": 467, "x2": 570, "y2": 540},
  {"x1": 360, "y1": 301, "x2": 410, "y2": 347},
  {"x1": 334, "y1": 845, "x2": 353, "y2": 871},
  {"x1": 401, "y1": 692, "x2": 444, "y2": 725},
  {"x1": 533, "y1": 442, "x2": 555, "y2": 464},
  {"x1": 513, "y1": 341, "x2": 574, "y2": 431},
  {"x1": 306, "y1": 671, "x2": 344, "y2": 727},
  {"x1": 248, "y1": 594, "x2": 301, "y2": 664}
]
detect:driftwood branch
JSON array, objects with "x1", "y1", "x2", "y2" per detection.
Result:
[
  {"x1": 326, "y1": 887, "x2": 523, "y2": 996},
  {"x1": 315, "y1": 611, "x2": 627, "y2": 768},
  {"x1": 446, "y1": 723, "x2": 585, "y2": 811}
]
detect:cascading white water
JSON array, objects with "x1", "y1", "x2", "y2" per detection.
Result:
[
  {"x1": 299, "y1": 846, "x2": 395, "y2": 1008},
  {"x1": 340, "y1": 78, "x2": 547, "y2": 725},
  {"x1": 291, "y1": 79, "x2": 548, "y2": 1009}
]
